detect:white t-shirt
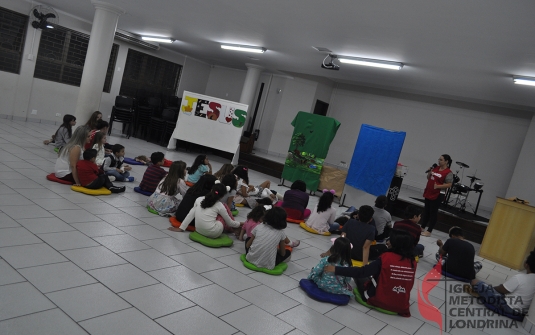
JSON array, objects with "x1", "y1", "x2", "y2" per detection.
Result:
[
  {"x1": 154, "y1": 177, "x2": 188, "y2": 198},
  {"x1": 246, "y1": 224, "x2": 286, "y2": 270},
  {"x1": 306, "y1": 206, "x2": 336, "y2": 233},
  {"x1": 503, "y1": 273, "x2": 535, "y2": 311},
  {"x1": 372, "y1": 206, "x2": 392, "y2": 235},
  {"x1": 92, "y1": 143, "x2": 106, "y2": 166},
  {"x1": 179, "y1": 196, "x2": 240, "y2": 238},
  {"x1": 54, "y1": 145, "x2": 83, "y2": 178}
]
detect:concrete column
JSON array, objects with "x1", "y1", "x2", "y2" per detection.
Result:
[
  {"x1": 74, "y1": 1, "x2": 124, "y2": 124},
  {"x1": 239, "y1": 63, "x2": 264, "y2": 109},
  {"x1": 11, "y1": 22, "x2": 41, "y2": 121},
  {"x1": 506, "y1": 114, "x2": 535, "y2": 204}
]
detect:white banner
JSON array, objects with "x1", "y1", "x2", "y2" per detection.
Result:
[{"x1": 168, "y1": 91, "x2": 248, "y2": 155}]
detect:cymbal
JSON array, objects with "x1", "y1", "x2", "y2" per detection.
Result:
[
  {"x1": 467, "y1": 175, "x2": 481, "y2": 180},
  {"x1": 456, "y1": 161, "x2": 469, "y2": 168}
]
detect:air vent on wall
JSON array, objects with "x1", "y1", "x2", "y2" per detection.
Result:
[{"x1": 115, "y1": 29, "x2": 160, "y2": 50}]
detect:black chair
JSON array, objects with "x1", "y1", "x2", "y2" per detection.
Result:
[
  {"x1": 134, "y1": 97, "x2": 161, "y2": 138},
  {"x1": 161, "y1": 109, "x2": 179, "y2": 146},
  {"x1": 148, "y1": 108, "x2": 177, "y2": 146},
  {"x1": 109, "y1": 96, "x2": 135, "y2": 139}
]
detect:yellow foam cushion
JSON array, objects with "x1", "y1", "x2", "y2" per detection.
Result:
[
  {"x1": 351, "y1": 259, "x2": 367, "y2": 267},
  {"x1": 71, "y1": 186, "x2": 111, "y2": 195},
  {"x1": 299, "y1": 222, "x2": 331, "y2": 236},
  {"x1": 235, "y1": 203, "x2": 245, "y2": 207}
]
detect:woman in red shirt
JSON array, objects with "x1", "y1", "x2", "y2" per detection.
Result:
[{"x1": 420, "y1": 154, "x2": 453, "y2": 237}]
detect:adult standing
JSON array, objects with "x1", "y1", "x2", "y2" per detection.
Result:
[
  {"x1": 420, "y1": 154, "x2": 453, "y2": 237},
  {"x1": 54, "y1": 126, "x2": 91, "y2": 186}
]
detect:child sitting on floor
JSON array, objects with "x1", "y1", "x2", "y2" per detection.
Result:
[
  {"x1": 170, "y1": 175, "x2": 217, "y2": 229},
  {"x1": 308, "y1": 237, "x2": 354, "y2": 297},
  {"x1": 214, "y1": 163, "x2": 234, "y2": 181},
  {"x1": 280, "y1": 180, "x2": 310, "y2": 220},
  {"x1": 330, "y1": 205, "x2": 387, "y2": 264},
  {"x1": 147, "y1": 161, "x2": 188, "y2": 216},
  {"x1": 176, "y1": 183, "x2": 242, "y2": 238},
  {"x1": 306, "y1": 190, "x2": 339, "y2": 233},
  {"x1": 436, "y1": 226, "x2": 482, "y2": 279},
  {"x1": 139, "y1": 152, "x2": 167, "y2": 193},
  {"x1": 324, "y1": 229, "x2": 417, "y2": 317},
  {"x1": 245, "y1": 207, "x2": 291, "y2": 269},
  {"x1": 220, "y1": 174, "x2": 238, "y2": 211},
  {"x1": 232, "y1": 165, "x2": 277, "y2": 207},
  {"x1": 239, "y1": 202, "x2": 269, "y2": 241},
  {"x1": 85, "y1": 120, "x2": 108, "y2": 150},
  {"x1": 91, "y1": 132, "x2": 108, "y2": 168},
  {"x1": 102, "y1": 144, "x2": 133, "y2": 182},
  {"x1": 76, "y1": 149, "x2": 125, "y2": 193},
  {"x1": 135, "y1": 155, "x2": 149, "y2": 165},
  {"x1": 43, "y1": 114, "x2": 76, "y2": 149},
  {"x1": 187, "y1": 154, "x2": 212, "y2": 184},
  {"x1": 242, "y1": 198, "x2": 300, "y2": 246}
]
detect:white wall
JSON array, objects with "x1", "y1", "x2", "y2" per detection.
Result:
[
  {"x1": 506, "y1": 115, "x2": 535, "y2": 203},
  {"x1": 204, "y1": 66, "x2": 246, "y2": 101},
  {"x1": 312, "y1": 78, "x2": 335, "y2": 110},
  {"x1": 177, "y1": 57, "x2": 211, "y2": 98},
  {"x1": 327, "y1": 85, "x2": 531, "y2": 211},
  {"x1": 254, "y1": 75, "x2": 286, "y2": 152},
  {"x1": 0, "y1": 71, "x2": 18, "y2": 116},
  {"x1": 0, "y1": 0, "x2": 193, "y2": 123}
]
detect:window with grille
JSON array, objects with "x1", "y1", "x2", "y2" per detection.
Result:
[
  {"x1": 34, "y1": 24, "x2": 119, "y2": 92},
  {"x1": 119, "y1": 49, "x2": 182, "y2": 102},
  {"x1": 0, "y1": 7, "x2": 28, "y2": 74}
]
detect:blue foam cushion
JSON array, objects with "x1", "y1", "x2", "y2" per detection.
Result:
[
  {"x1": 123, "y1": 157, "x2": 147, "y2": 165},
  {"x1": 484, "y1": 303, "x2": 524, "y2": 321},
  {"x1": 299, "y1": 279, "x2": 350, "y2": 305},
  {"x1": 134, "y1": 187, "x2": 152, "y2": 196}
]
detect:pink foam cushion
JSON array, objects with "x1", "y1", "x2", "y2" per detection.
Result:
[{"x1": 46, "y1": 173, "x2": 73, "y2": 185}]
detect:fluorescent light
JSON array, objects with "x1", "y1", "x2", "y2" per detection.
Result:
[
  {"x1": 338, "y1": 56, "x2": 403, "y2": 70},
  {"x1": 513, "y1": 76, "x2": 535, "y2": 87},
  {"x1": 221, "y1": 44, "x2": 266, "y2": 53},
  {"x1": 46, "y1": 25, "x2": 54, "y2": 29},
  {"x1": 141, "y1": 36, "x2": 175, "y2": 43}
]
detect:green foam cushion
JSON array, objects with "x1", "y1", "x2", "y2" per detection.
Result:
[
  {"x1": 240, "y1": 254, "x2": 287, "y2": 275},
  {"x1": 189, "y1": 231, "x2": 233, "y2": 247},
  {"x1": 146, "y1": 206, "x2": 159, "y2": 215},
  {"x1": 231, "y1": 209, "x2": 239, "y2": 216},
  {"x1": 353, "y1": 288, "x2": 397, "y2": 315},
  {"x1": 71, "y1": 186, "x2": 111, "y2": 195}
]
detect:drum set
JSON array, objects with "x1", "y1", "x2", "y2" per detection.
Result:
[{"x1": 446, "y1": 161, "x2": 484, "y2": 214}]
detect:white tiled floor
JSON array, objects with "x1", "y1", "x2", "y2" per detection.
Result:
[{"x1": 0, "y1": 119, "x2": 528, "y2": 335}]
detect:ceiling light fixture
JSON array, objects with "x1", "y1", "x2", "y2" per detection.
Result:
[
  {"x1": 513, "y1": 76, "x2": 535, "y2": 87},
  {"x1": 141, "y1": 36, "x2": 175, "y2": 43},
  {"x1": 338, "y1": 56, "x2": 403, "y2": 70},
  {"x1": 221, "y1": 44, "x2": 266, "y2": 53}
]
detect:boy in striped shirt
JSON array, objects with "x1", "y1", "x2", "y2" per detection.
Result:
[{"x1": 139, "y1": 152, "x2": 167, "y2": 193}]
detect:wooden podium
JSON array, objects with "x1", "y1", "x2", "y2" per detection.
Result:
[{"x1": 479, "y1": 197, "x2": 535, "y2": 270}]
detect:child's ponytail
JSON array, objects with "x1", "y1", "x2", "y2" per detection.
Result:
[{"x1": 201, "y1": 183, "x2": 228, "y2": 209}]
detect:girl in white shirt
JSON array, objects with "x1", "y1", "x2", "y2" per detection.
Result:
[
  {"x1": 91, "y1": 132, "x2": 107, "y2": 167},
  {"x1": 306, "y1": 190, "x2": 340, "y2": 234},
  {"x1": 177, "y1": 183, "x2": 242, "y2": 238},
  {"x1": 148, "y1": 161, "x2": 188, "y2": 216},
  {"x1": 232, "y1": 165, "x2": 277, "y2": 208}
]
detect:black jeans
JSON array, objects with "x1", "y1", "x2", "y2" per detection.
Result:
[
  {"x1": 85, "y1": 174, "x2": 113, "y2": 189},
  {"x1": 245, "y1": 237, "x2": 291, "y2": 265},
  {"x1": 420, "y1": 194, "x2": 444, "y2": 233}
]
